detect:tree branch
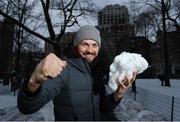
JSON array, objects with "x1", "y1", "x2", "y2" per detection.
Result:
[
  {"x1": 40, "y1": 0, "x2": 56, "y2": 41},
  {"x1": 56, "y1": 0, "x2": 78, "y2": 42},
  {"x1": 0, "y1": 10, "x2": 54, "y2": 45}
]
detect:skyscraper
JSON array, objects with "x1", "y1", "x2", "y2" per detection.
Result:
[{"x1": 97, "y1": 4, "x2": 134, "y2": 62}]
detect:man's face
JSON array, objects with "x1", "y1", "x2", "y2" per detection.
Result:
[{"x1": 76, "y1": 39, "x2": 100, "y2": 63}]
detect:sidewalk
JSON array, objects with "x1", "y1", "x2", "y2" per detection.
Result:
[
  {"x1": 136, "y1": 79, "x2": 180, "y2": 98},
  {"x1": 0, "y1": 83, "x2": 11, "y2": 94},
  {"x1": 0, "y1": 83, "x2": 18, "y2": 109}
]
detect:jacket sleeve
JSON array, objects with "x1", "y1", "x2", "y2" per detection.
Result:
[
  {"x1": 17, "y1": 66, "x2": 69, "y2": 114},
  {"x1": 100, "y1": 85, "x2": 121, "y2": 112}
]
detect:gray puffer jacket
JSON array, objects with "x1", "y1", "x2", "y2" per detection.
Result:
[{"x1": 18, "y1": 55, "x2": 120, "y2": 121}]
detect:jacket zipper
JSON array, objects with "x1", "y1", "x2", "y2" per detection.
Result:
[
  {"x1": 90, "y1": 75, "x2": 95, "y2": 120},
  {"x1": 83, "y1": 59, "x2": 95, "y2": 120}
]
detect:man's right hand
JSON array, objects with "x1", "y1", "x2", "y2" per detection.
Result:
[{"x1": 28, "y1": 53, "x2": 67, "y2": 92}]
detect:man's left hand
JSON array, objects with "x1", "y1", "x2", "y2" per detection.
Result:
[{"x1": 113, "y1": 71, "x2": 137, "y2": 101}]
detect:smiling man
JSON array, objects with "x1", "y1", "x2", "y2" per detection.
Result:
[{"x1": 17, "y1": 25, "x2": 136, "y2": 121}]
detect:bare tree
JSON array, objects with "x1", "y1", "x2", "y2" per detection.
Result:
[
  {"x1": 0, "y1": 0, "x2": 42, "y2": 80},
  {"x1": 128, "y1": 0, "x2": 145, "y2": 36},
  {"x1": 128, "y1": 0, "x2": 156, "y2": 41},
  {"x1": 23, "y1": 36, "x2": 44, "y2": 52},
  {"x1": 143, "y1": 0, "x2": 172, "y2": 87},
  {"x1": 0, "y1": 0, "x2": 97, "y2": 55},
  {"x1": 128, "y1": 0, "x2": 178, "y2": 86},
  {"x1": 165, "y1": 0, "x2": 180, "y2": 31},
  {"x1": 0, "y1": 0, "x2": 97, "y2": 82},
  {"x1": 134, "y1": 12, "x2": 154, "y2": 39},
  {"x1": 130, "y1": 0, "x2": 179, "y2": 38}
]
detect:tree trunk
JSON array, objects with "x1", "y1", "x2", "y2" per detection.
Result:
[
  {"x1": 53, "y1": 44, "x2": 62, "y2": 57},
  {"x1": 162, "y1": 0, "x2": 170, "y2": 87}
]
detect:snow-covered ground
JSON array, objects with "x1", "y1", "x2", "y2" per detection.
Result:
[
  {"x1": 0, "y1": 84, "x2": 54, "y2": 121},
  {"x1": 136, "y1": 79, "x2": 180, "y2": 98},
  {"x1": 0, "y1": 79, "x2": 179, "y2": 121}
]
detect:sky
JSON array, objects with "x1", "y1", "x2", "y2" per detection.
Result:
[
  {"x1": 28, "y1": 0, "x2": 133, "y2": 49},
  {"x1": 65, "y1": 0, "x2": 131, "y2": 32},
  {"x1": 92, "y1": 0, "x2": 130, "y2": 9}
]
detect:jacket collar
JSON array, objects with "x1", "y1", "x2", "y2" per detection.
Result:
[{"x1": 64, "y1": 46, "x2": 91, "y2": 74}]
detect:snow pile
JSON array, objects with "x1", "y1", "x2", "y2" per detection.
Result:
[
  {"x1": 108, "y1": 52, "x2": 149, "y2": 91},
  {"x1": 114, "y1": 97, "x2": 168, "y2": 121}
]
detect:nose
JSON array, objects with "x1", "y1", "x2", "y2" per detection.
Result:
[{"x1": 87, "y1": 45, "x2": 94, "y2": 53}]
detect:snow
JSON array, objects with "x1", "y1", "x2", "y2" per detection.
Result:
[
  {"x1": 0, "y1": 78, "x2": 180, "y2": 120},
  {"x1": 136, "y1": 79, "x2": 180, "y2": 98},
  {"x1": 114, "y1": 98, "x2": 168, "y2": 121},
  {"x1": 0, "y1": 85, "x2": 18, "y2": 109},
  {"x1": 108, "y1": 52, "x2": 148, "y2": 91},
  {"x1": 0, "y1": 94, "x2": 17, "y2": 109}
]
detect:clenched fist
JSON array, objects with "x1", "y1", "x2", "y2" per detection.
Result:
[{"x1": 28, "y1": 53, "x2": 67, "y2": 92}]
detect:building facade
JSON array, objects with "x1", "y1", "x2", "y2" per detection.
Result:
[
  {"x1": 153, "y1": 31, "x2": 180, "y2": 78},
  {"x1": 45, "y1": 32, "x2": 75, "y2": 55},
  {"x1": 0, "y1": 19, "x2": 15, "y2": 78},
  {"x1": 97, "y1": 4, "x2": 134, "y2": 62}
]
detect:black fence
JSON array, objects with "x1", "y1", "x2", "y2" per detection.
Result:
[{"x1": 129, "y1": 87, "x2": 180, "y2": 121}]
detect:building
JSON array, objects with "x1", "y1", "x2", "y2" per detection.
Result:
[
  {"x1": 45, "y1": 32, "x2": 75, "y2": 55},
  {"x1": 153, "y1": 31, "x2": 180, "y2": 78},
  {"x1": 97, "y1": 4, "x2": 134, "y2": 62},
  {"x1": 0, "y1": 19, "x2": 15, "y2": 78}
]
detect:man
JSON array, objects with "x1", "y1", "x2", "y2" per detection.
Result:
[{"x1": 18, "y1": 25, "x2": 136, "y2": 120}]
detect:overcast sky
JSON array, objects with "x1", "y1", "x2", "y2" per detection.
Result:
[
  {"x1": 65, "y1": 0, "x2": 131, "y2": 32},
  {"x1": 93, "y1": 0, "x2": 130, "y2": 9},
  {"x1": 40, "y1": 0, "x2": 133, "y2": 47}
]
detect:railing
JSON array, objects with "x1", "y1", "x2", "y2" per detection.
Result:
[{"x1": 128, "y1": 87, "x2": 180, "y2": 121}]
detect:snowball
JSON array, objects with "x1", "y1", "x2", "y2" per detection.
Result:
[{"x1": 108, "y1": 52, "x2": 149, "y2": 91}]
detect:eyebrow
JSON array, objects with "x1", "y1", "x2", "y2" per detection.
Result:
[{"x1": 80, "y1": 42, "x2": 97, "y2": 45}]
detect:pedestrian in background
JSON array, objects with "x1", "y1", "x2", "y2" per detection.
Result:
[{"x1": 10, "y1": 71, "x2": 17, "y2": 96}]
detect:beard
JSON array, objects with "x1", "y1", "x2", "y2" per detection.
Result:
[
  {"x1": 82, "y1": 51, "x2": 97, "y2": 63},
  {"x1": 83, "y1": 55, "x2": 94, "y2": 63}
]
